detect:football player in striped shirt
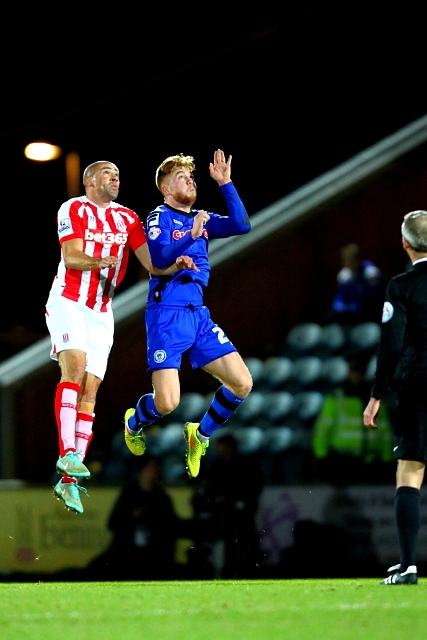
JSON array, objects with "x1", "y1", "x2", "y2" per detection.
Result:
[{"x1": 46, "y1": 160, "x2": 196, "y2": 514}]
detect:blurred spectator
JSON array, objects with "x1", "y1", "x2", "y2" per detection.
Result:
[
  {"x1": 190, "y1": 433, "x2": 264, "y2": 579},
  {"x1": 312, "y1": 358, "x2": 394, "y2": 484},
  {"x1": 331, "y1": 243, "x2": 386, "y2": 326},
  {"x1": 87, "y1": 454, "x2": 190, "y2": 580}
]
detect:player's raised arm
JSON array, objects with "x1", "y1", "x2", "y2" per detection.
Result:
[
  {"x1": 134, "y1": 242, "x2": 199, "y2": 275},
  {"x1": 209, "y1": 149, "x2": 232, "y2": 186}
]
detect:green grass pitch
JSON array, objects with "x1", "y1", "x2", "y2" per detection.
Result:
[{"x1": 0, "y1": 578, "x2": 425, "y2": 640}]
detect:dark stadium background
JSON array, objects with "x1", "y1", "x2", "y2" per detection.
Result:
[{"x1": 1, "y1": 3, "x2": 425, "y2": 341}]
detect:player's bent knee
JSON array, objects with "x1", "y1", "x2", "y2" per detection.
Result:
[
  {"x1": 244, "y1": 372, "x2": 254, "y2": 394},
  {"x1": 242, "y1": 381, "x2": 253, "y2": 398},
  {"x1": 156, "y1": 398, "x2": 180, "y2": 415},
  {"x1": 231, "y1": 376, "x2": 253, "y2": 399}
]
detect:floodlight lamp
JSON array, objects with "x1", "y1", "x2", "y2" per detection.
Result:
[{"x1": 24, "y1": 142, "x2": 63, "y2": 162}]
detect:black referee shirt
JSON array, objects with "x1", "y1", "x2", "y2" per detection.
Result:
[{"x1": 372, "y1": 259, "x2": 427, "y2": 399}]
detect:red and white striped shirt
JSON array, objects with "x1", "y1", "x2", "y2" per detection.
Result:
[{"x1": 49, "y1": 196, "x2": 147, "y2": 312}]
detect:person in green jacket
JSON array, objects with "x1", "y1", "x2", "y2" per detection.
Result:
[{"x1": 312, "y1": 358, "x2": 393, "y2": 484}]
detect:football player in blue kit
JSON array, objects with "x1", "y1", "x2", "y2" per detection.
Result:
[{"x1": 124, "y1": 149, "x2": 253, "y2": 478}]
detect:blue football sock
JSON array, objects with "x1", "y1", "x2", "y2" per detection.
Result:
[
  {"x1": 128, "y1": 393, "x2": 163, "y2": 431},
  {"x1": 199, "y1": 385, "x2": 246, "y2": 436}
]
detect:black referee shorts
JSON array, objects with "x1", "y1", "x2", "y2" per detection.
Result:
[{"x1": 393, "y1": 372, "x2": 427, "y2": 462}]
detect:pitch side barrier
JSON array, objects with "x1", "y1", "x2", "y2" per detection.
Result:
[{"x1": 1, "y1": 113, "x2": 427, "y2": 477}]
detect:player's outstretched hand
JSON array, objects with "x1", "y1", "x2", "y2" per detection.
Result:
[
  {"x1": 176, "y1": 255, "x2": 200, "y2": 272},
  {"x1": 209, "y1": 149, "x2": 232, "y2": 186}
]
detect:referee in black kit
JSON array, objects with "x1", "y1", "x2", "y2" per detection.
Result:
[{"x1": 363, "y1": 210, "x2": 427, "y2": 585}]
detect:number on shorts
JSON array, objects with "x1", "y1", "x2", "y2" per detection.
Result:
[{"x1": 212, "y1": 326, "x2": 229, "y2": 344}]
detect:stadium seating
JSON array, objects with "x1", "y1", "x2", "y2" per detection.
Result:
[
  {"x1": 261, "y1": 356, "x2": 293, "y2": 390},
  {"x1": 145, "y1": 423, "x2": 186, "y2": 457},
  {"x1": 263, "y1": 391, "x2": 294, "y2": 425},
  {"x1": 320, "y1": 356, "x2": 349, "y2": 391},
  {"x1": 228, "y1": 426, "x2": 265, "y2": 455},
  {"x1": 318, "y1": 322, "x2": 347, "y2": 356},
  {"x1": 263, "y1": 426, "x2": 294, "y2": 454},
  {"x1": 233, "y1": 390, "x2": 265, "y2": 427},
  {"x1": 163, "y1": 392, "x2": 208, "y2": 425},
  {"x1": 103, "y1": 319, "x2": 383, "y2": 487},
  {"x1": 346, "y1": 321, "x2": 381, "y2": 358},
  {"x1": 243, "y1": 357, "x2": 265, "y2": 389},
  {"x1": 283, "y1": 322, "x2": 323, "y2": 356},
  {"x1": 289, "y1": 356, "x2": 323, "y2": 391},
  {"x1": 292, "y1": 390, "x2": 325, "y2": 426}
]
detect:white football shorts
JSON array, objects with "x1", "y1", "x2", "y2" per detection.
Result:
[{"x1": 45, "y1": 292, "x2": 114, "y2": 380}]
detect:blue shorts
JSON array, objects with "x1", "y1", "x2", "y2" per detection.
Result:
[{"x1": 145, "y1": 304, "x2": 237, "y2": 372}]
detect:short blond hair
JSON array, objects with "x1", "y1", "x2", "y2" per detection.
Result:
[{"x1": 155, "y1": 153, "x2": 195, "y2": 191}]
